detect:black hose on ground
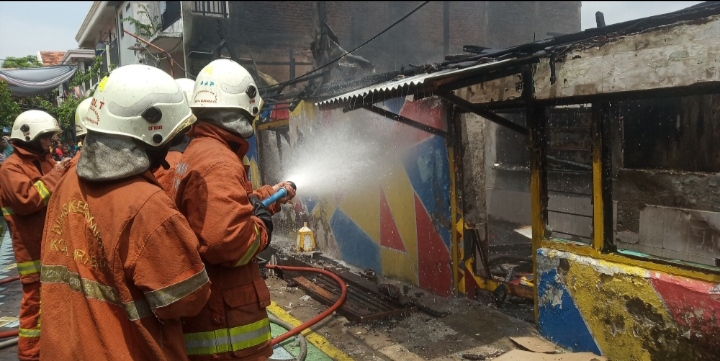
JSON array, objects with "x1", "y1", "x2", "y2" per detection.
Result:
[{"x1": 268, "y1": 313, "x2": 308, "y2": 361}]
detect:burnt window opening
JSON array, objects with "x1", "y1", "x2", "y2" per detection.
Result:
[
  {"x1": 623, "y1": 95, "x2": 720, "y2": 173},
  {"x1": 192, "y1": 1, "x2": 229, "y2": 18},
  {"x1": 614, "y1": 94, "x2": 720, "y2": 268}
]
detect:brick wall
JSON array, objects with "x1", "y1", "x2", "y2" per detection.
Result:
[{"x1": 185, "y1": 1, "x2": 581, "y2": 81}]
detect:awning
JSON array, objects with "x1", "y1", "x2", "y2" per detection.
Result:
[
  {"x1": 313, "y1": 56, "x2": 538, "y2": 137},
  {"x1": 315, "y1": 58, "x2": 523, "y2": 107},
  {"x1": 0, "y1": 65, "x2": 78, "y2": 97},
  {"x1": 147, "y1": 32, "x2": 183, "y2": 55}
]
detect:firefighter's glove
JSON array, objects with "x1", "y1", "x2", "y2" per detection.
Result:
[{"x1": 250, "y1": 196, "x2": 273, "y2": 248}]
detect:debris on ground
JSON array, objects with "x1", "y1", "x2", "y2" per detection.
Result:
[
  {"x1": 493, "y1": 349, "x2": 608, "y2": 360},
  {"x1": 509, "y1": 336, "x2": 558, "y2": 353},
  {"x1": 261, "y1": 241, "x2": 569, "y2": 360}
]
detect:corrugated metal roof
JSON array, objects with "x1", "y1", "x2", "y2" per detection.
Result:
[{"x1": 316, "y1": 59, "x2": 514, "y2": 106}]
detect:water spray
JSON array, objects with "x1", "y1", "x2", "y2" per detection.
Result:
[{"x1": 261, "y1": 181, "x2": 297, "y2": 208}]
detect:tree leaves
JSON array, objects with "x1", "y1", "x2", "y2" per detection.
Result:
[
  {"x1": 0, "y1": 55, "x2": 109, "y2": 134},
  {"x1": 1, "y1": 55, "x2": 42, "y2": 69},
  {"x1": 122, "y1": 4, "x2": 162, "y2": 38},
  {"x1": 0, "y1": 82, "x2": 21, "y2": 128}
]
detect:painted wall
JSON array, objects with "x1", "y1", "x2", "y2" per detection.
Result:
[
  {"x1": 537, "y1": 248, "x2": 720, "y2": 361},
  {"x1": 264, "y1": 97, "x2": 454, "y2": 296}
]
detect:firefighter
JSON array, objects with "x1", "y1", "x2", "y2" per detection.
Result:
[
  {"x1": 0, "y1": 110, "x2": 72, "y2": 361},
  {"x1": 65, "y1": 97, "x2": 92, "y2": 169},
  {"x1": 74, "y1": 96, "x2": 91, "y2": 146},
  {"x1": 173, "y1": 59, "x2": 295, "y2": 360},
  {"x1": 153, "y1": 78, "x2": 195, "y2": 197},
  {"x1": 39, "y1": 65, "x2": 211, "y2": 360}
]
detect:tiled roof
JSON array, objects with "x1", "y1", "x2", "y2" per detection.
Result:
[{"x1": 39, "y1": 51, "x2": 67, "y2": 66}]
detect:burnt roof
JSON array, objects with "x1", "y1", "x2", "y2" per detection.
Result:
[{"x1": 291, "y1": 1, "x2": 720, "y2": 105}]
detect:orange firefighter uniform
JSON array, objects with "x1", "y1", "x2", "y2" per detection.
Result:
[
  {"x1": 174, "y1": 122, "x2": 280, "y2": 361},
  {"x1": 39, "y1": 169, "x2": 212, "y2": 361},
  {"x1": 0, "y1": 145, "x2": 66, "y2": 360}
]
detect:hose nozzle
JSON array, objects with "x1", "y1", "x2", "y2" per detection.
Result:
[{"x1": 261, "y1": 180, "x2": 296, "y2": 208}]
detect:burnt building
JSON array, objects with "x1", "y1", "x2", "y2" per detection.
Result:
[
  {"x1": 77, "y1": 2, "x2": 580, "y2": 83},
  {"x1": 183, "y1": 1, "x2": 581, "y2": 83}
]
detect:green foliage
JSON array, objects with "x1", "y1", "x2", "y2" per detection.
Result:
[
  {"x1": 1, "y1": 55, "x2": 42, "y2": 69},
  {"x1": 69, "y1": 56, "x2": 110, "y2": 96},
  {"x1": 0, "y1": 55, "x2": 109, "y2": 133},
  {"x1": 54, "y1": 96, "x2": 82, "y2": 130},
  {"x1": 0, "y1": 82, "x2": 21, "y2": 128},
  {"x1": 122, "y1": 3, "x2": 162, "y2": 38},
  {"x1": 55, "y1": 56, "x2": 110, "y2": 128}
]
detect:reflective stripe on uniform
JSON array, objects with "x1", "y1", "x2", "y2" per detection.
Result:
[
  {"x1": 184, "y1": 318, "x2": 271, "y2": 356},
  {"x1": 1, "y1": 207, "x2": 13, "y2": 216},
  {"x1": 144, "y1": 267, "x2": 209, "y2": 310},
  {"x1": 41, "y1": 264, "x2": 152, "y2": 321},
  {"x1": 17, "y1": 260, "x2": 41, "y2": 276},
  {"x1": 234, "y1": 226, "x2": 261, "y2": 267},
  {"x1": 33, "y1": 180, "x2": 51, "y2": 205},
  {"x1": 18, "y1": 328, "x2": 40, "y2": 338}
]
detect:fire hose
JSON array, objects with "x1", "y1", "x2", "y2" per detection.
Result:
[
  {"x1": 0, "y1": 276, "x2": 20, "y2": 285},
  {"x1": 0, "y1": 330, "x2": 19, "y2": 350},
  {"x1": 0, "y1": 266, "x2": 344, "y2": 350},
  {"x1": 0, "y1": 277, "x2": 21, "y2": 348},
  {"x1": 0, "y1": 275, "x2": 20, "y2": 348},
  {"x1": 268, "y1": 313, "x2": 307, "y2": 361},
  {"x1": 0, "y1": 335, "x2": 18, "y2": 350},
  {"x1": 264, "y1": 264, "x2": 347, "y2": 346}
]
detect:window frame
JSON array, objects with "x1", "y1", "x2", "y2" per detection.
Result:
[{"x1": 191, "y1": 1, "x2": 229, "y2": 18}]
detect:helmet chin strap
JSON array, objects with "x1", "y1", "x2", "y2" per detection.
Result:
[
  {"x1": 144, "y1": 144, "x2": 171, "y2": 171},
  {"x1": 16, "y1": 140, "x2": 48, "y2": 156}
]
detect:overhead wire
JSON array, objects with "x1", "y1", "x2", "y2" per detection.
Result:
[{"x1": 259, "y1": 0, "x2": 431, "y2": 90}]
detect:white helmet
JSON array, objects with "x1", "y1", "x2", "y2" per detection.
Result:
[
  {"x1": 74, "y1": 97, "x2": 93, "y2": 137},
  {"x1": 11, "y1": 110, "x2": 61, "y2": 142},
  {"x1": 175, "y1": 78, "x2": 195, "y2": 103},
  {"x1": 85, "y1": 64, "x2": 197, "y2": 147},
  {"x1": 190, "y1": 59, "x2": 263, "y2": 118}
]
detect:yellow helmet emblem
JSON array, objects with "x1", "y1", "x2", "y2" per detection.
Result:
[{"x1": 97, "y1": 76, "x2": 109, "y2": 92}]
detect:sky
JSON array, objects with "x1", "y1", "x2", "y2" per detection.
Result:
[
  {"x1": 0, "y1": 2, "x2": 92, "y2": 65},
  {"x1": 580, "y1": 1, "x2": 704, "y2": 30},
  {"x1": 0, "y1": 1, "x2": 708, "y2": 66}
]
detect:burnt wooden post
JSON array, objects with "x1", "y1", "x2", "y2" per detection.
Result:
[{"x1": 524, "y1": 67, "x2": 546, "y2": 323}]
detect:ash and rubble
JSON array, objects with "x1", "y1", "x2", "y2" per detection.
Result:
[{"x1": 263, "y1": 234, "x2": 535, "y2": 325}]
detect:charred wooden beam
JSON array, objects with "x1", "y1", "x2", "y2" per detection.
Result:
[
  {"x1": 439, "y1": 93, "x2": 528, "y2": 135},
  {"x1": 595, "y1": 11, "x2": 606, "y2": 27},
  {"x1": 353, "y1": 104, "x2": 448, "y2": 138}
]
